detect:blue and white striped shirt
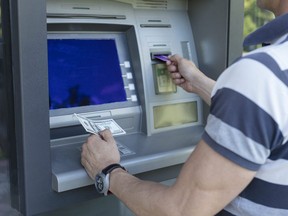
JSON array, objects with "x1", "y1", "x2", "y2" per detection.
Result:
[{"x1": 203, "y1": 13, "x2": 288, "y2": 215}]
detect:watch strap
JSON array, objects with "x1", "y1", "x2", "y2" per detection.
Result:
[{"x1": 102, "y1": 163, "x2": 126, "y2": 175}]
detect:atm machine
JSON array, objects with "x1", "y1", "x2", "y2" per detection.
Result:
[
  {"x1": 47, "y1": 0, "x2": 203, "y2": 193},
  {"x1": 1, "y1": 0, "x2": 244, "y2": 215}
]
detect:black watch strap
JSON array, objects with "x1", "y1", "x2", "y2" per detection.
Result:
[{"x1": 102, "y1": 163, "x2": 126, "y2": 175}]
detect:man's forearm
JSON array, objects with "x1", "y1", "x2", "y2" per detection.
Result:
[
  {"x1": 109, "y1": 169, "x2": 177, "y2": 216},
  {"x1": 194, "y1": 75, "x2": 215, "y2": 106},
  {"x1": 107, "y1": 141, "x2": 255, "y2": 216}
]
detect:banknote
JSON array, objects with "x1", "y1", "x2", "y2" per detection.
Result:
[{"x1": 74, "y1": 113, "x2": 126, "y2": 136}]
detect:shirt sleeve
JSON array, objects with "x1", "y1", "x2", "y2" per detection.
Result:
[{"x1": 202, "y1": 54, "x2": 285, "y2": 171}]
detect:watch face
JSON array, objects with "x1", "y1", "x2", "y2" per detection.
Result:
[
  {"x1": 95, "y1": 175, "x2": 104, "y2": 193},
  {"x1": 95, "y1": 173, "x2": 109, "y2": 195}
]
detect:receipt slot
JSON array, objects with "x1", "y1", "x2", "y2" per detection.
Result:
[{"x1": 5, "y1": 0, "x2": 244, "y2": 215}]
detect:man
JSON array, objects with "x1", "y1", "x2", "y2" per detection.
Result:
[{"x1": 81, "y1": 1, "x2": 288, "y2": 215}]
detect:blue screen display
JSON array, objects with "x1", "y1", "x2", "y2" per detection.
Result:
[{"x1": 48, "y1": 39, "x2": 127, "y2": 110}]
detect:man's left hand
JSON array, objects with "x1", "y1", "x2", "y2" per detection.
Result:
[{"x1": 81, "y1": 129, "x2": 121, "y2": 179}]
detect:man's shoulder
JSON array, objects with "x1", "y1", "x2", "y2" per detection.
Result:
[{"x1": 241, "y1": 39, "x2": 288, "y2": 68}]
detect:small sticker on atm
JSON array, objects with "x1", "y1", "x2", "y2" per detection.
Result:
[{"x1": 154, "y1": 55, "x2": 169, "y2": 62}]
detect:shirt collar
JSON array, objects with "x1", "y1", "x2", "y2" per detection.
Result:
[{"x1": 243, "y1": 13, "x2": 288, "y2": 46}]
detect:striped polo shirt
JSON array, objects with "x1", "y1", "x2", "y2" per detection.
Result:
[{"x1": 202, "y1": 13, "x2": 288, "y2": 215}]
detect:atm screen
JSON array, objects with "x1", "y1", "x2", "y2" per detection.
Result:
[{"x1": 48, "y1": 39, "x2": 127, "y2": 110}]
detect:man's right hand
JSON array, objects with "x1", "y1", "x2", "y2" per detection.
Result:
[
  {"x1": 166, "y1": 54, "x2": 204, "y2": 93},
  {"x1": 166, "y1": 54, "x2": 215, "y2": 105}
]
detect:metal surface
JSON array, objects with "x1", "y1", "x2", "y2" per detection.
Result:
[{"x1": 52, "y1": 126, "x2": 204, "y2": 192}]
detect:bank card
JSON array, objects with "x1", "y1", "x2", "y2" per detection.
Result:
[
  {"x1": 154, "y1": 55, "x2": 169, "y2": 62},
  {"x1": 74, "y1": 113, "x2": 126, "y2": 136}
]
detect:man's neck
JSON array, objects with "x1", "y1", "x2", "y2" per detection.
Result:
[{"x1": 274, "y1": 2, "x2": 288, "y2": 16}]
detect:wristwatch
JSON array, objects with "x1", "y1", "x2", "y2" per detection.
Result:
[{"x1": 95, "y1": 163, "x2": 126, "y2": 196}]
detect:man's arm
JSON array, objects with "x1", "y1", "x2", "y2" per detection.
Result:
[{"x1": 82, "y1": 131, "x2": 256, "y2": 216}]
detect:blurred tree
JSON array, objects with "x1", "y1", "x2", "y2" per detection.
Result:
[
  {"x1": 243, "y1": 0, "x2": 274, "y2": 51},
  {"x1": 244, "y1": 0, "x2": 274, "y2": 37}
]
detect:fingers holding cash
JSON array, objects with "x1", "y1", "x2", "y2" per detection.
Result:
[
  {"x1": 81, "y1": 130, "x2": 121, "y2": 179},
  {"x1": 78, "y1": 115, "x2": 122, "y2": 178}
]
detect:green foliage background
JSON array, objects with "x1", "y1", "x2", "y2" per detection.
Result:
[{"x1": 244, "y1": 0, "x2": 274, "y2": 38}]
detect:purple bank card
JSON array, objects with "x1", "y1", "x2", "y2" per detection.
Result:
[{"x1": 154, "y1": 55, "x2": 169, "y2": 62}]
